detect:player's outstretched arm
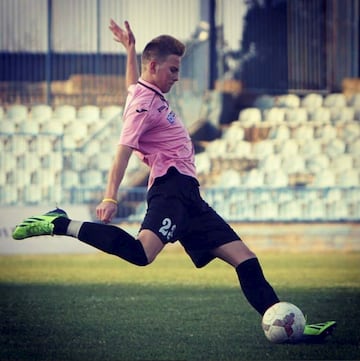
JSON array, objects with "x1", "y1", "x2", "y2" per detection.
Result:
[{"x1": 109, "y1": 19, "x2": 139, "y2": 88}]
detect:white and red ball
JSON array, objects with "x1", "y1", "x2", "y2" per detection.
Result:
[{"x1": 262, "y1": 302, "x2": 306, "y2": 343}]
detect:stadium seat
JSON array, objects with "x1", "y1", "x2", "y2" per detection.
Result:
[
  {"x1": 301, "y1": 93, "x2": 323, "y2": 109},
  {"x1": 314, "y1": 124, "x2": 337, "y2": 140},
  {"x1": 32, "y1": 169, "x2": 57, "y2": 187},
  {"x1": 6, "y1": 104, "x2": 28, "y2": 122},
  {"x1": 256, "y1": 202, "x2": 279, "y2": 220},
  {"x1": 31, "y1": 104, "x2": 53, "y2": 123},
  {"x1": 309, "y1": 107, "x2": 331, "y2": 124},
  {"x1": 330, "y1": 154, "x2": 354, "y2": 173},
  {"x1": 41, "y1": 152, "x2": 63, "y2": 172},
  {"x1": 223, "y1": 122, "x2": 245, "y2": 142},
  {"x1": 206, "y1": 138, "x2": 228, "y2": 157},
  {"x1": 324, "y1": 93, "x2": 347, "y2": 108},
  {"x1": 327, "y1": 200, "x2": 349, "y2": 220},
  {"x1": 306, "y1": 154, "x2": 330, "y2": 174},
  {"x1": 41, "y1": 120, "x2": 64, "y2": 135},
  {"x1": 277, "y1": 139, "x2": 299, "y2": 156},
  {"x1": 0, "y1": 120, "x2": 16, "y2": 134},
  {"x1": 299, "y1": 139, "x2": 322, "y2": 159},
  {"x1": 218, "y1": 169, "x2": 242, "y2": 188},
  {"x1": 195, "y1": 152, "x2": 211, "y2": 174},
  {"x1": 293, "y1": 124, "x2": 314, "y2": 140},
  {"x1": 312, "y1": 169, "x2": 336, "y2": 187},
  {"x1": 281, "y1": 154, "x2": 305, "y2": 174},
  {"x1": 329, "y1": 107, "x2": 356, "y2": 123},
  {"x1": 54, "y1": 105, "x2": 76, "y2": 120},
  {"x1": 64, "y1": 122, "x2": 88, "y2": 143},
  {"x1": 252, "y1": 140, "x2": 274, "y2": 159},
  {"x1": 81, "y1": 169, "x2": 103, "y2": 187},
  {"x1": 238, "y1": 108, "x2": 262, "y2": 125},
  {"x1": 264, "y1": 169, "x2": 288, "y2": 187},
  {"x1": 232, "y1": 140, "x2": 252, "y2": 157},
  {"x1": 276, "y1": 94, "x2": 300, "y2": 108},
  {"x1": 62, "y1": 170, "x2": 80, "y2": 188},
  {"x1": 278, "y1": 200, "x2": 303, "y2": 221},
  {"x1": 324, "y1": 138, "x2": 346, "y2": 158},
  {"x1": 101, "y1": 105, "x2": 123, "y2": 120},
  {"x1": 268, "y1": 124, "x2": 290, "y2": 140},
  {"x1": 341, "y1": 121, "x2": 360, "y2": 143},
  {"x1": 304, "y1": 199, "x2": 327, "y2": 221},
  {"x1": 0, "y1": 184, "x2": 17, "y2": 204},
  {"x1": 336, "y1": 169, "x2": 359, "y2": 187},
  {"x1": 242, "y1": 169, "x2": 264, "y2": 188},
  {"x1": 285, "y1": 108, "x2": 308, "y2": 123},
  {"x1": 259, "y1": 154, "x2": 281, "y2": 172},
  {"x1": 263, "y1": 107, "x2": 286, "y2": 124},
  {"x1": 77, "y1": 105, "x2": 100, "y2": 124},
  {"x1": 347, "y1": 138, "x2": 360, "y2": 155},
  {"x1": 11, "y1": 136, "x2": 29, "y2": 156},
  {"x1": 17, "y1": 153, "x2": 41, "y2": 173},
  {"x1": 32, "y1": 137, "x2": 53, "y2": 156},
  {"x1": 18, "y1": 120, "x2": 39, "y2": 135},
  {"x1": 23, "y1": 184, "x2": 42, "y2": 204}
]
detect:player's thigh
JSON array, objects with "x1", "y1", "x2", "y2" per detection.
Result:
[{"x1": 212, "y1": 240, "x2": 256, "y2": 267}]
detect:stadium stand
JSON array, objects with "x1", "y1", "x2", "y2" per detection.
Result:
[{"x1": 0, "y1": 92, "x2": 359, "y2": 222}]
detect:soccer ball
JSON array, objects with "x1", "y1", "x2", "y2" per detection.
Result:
[{"x1": 262, "y1": 302, "x2": 306, "y2": 343}]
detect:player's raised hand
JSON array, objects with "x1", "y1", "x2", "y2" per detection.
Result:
[{"x1": 109, "y1": 19, "x2": 135, "y2": 49}]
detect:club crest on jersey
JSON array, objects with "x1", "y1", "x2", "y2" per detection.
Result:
[{"x1": 167, "y1": 111, "x2": 176, "y2": 124}]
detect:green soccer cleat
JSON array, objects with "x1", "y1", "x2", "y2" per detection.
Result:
[
  {"x1": 12, "y1": 208, "x2": 68, "y2": 240},
  {"x1": 302, "y1": 321, "x2": 337, "y2": 342}
]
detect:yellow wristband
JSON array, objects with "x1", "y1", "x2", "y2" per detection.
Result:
[{"x1": 102, "y1": 198, "x2": 118, "y2": 205}]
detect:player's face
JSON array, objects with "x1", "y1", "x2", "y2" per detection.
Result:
[{"x1": 154, "y1": 54, "x2": 181, "y2": 93}]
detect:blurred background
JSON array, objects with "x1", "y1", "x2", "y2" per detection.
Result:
[{"x1": 0, "y1": 0, "x2": 359, "y2": 252}]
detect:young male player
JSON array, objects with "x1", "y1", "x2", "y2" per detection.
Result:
[{"x1": 13, "y1": 19, "x2": 335, "y2": 341}]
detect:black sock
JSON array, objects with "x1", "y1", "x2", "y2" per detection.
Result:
[
  {"x1": 236, "y1": 258, "x2": 280, "y2": 316},
  {"x1": 77, "y1": 222, "x2": 149, "y2": 266},
  {"x1": 52, "y1": 219, "x2": 148, "y2": 266},
  {"x1": 52, "y1": 217, "x2": 71, "y2": 235}
]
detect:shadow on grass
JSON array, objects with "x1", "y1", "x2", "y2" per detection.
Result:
[{"x1": 1, "y1": 283, "x2": 359, "y2": 361}]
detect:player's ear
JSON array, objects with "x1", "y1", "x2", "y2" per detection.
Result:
[{"x1": 149, "y1": 60, "x2": 158, "y2": 74}]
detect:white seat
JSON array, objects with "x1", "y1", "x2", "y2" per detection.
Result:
[
  {"x1": 299, "y1": 139, "x2": 322, "y2": 159},
  {"x1": 41, "y1": 120, "x2": 64, "y2": 135},
  {"x1": 218, "y1": 169, "x2": 242, "y2": 188},
  {"x1": 301, "y1": 93, "x2": 323, "y2": 109},
  {"x1": 33, "y1": 169, "x2": 58, "y2": 187},
  {"x1": 268, "y1": 124, "x2": 290, "y2": 140},
  {"x1": 277, "y1": 94, "x2": 300, "y2": 108},
  {"x1": 309, "y1": 107, "x2": 331, "y2": 124},
  {"x1": 17, "y1": 153, "x2": 41, "y2": 172},
  {"x1": 330, "y1": 107, "x2": 355, "y2": 123},
  {"x1": 90, "y1": 152, "x2": 114, "y2": 172},
  {"x1": 348, "y1": 138, "x2": 360, "y2": 155},
  {"x1": 238, "y1": 108, "x2": 262, "y2": 125},
  {"x1": 41, "y1": 152, "x2": 63, "y2": 172},
  {"x1": 31, "y1": 104, "x2": 53, "y2": 123},
  {"x1": 263, "y1": 107, "x2": 286, "y2": 124},
  {"x1": 324, "y1": 138, "x2": 346, "y2": 158},
  {"x1": 81, "y1": 169, "x2": 103, "y2": 187},
  {"x1": 304, "y1": 199, "x2": 326, "y2": 221},
  {"x1": 281, "y1": 154, "x2": 305, "y2": 174},
  {"x1": 195, "y1": 152, "x2": 211, "y2": 174},
  {"x1": 327, "y1": 200, "x2": 349, "y2": 220},
  {"x1": 285, "y1": 108, "x2": 308, "y2": 123},
  {"x1": 23, "y1": 184, "x2": 42, "y2": 204},
  {"x1": 223, "y1": 123, "x2": 245, "y2": 142},
  {"x1": 77, "y1": 105, "x2": 100, "y2": 124},
  {"x1": 279, "y1": 200, "x2": 303, "y2": 221},
  {"x1": 6, "y1": 104, "x2": 28, "y2": 122},
  {"x1": 101, "y1": 105, "x2": 123, "y2": 120},
  {"x1": 252, "y1": 140, "x2": 274, "y2": 159},
  {"x1": 306, "y1": 154, "x2": 330, "y2": 173},
  {"x1": 0, "y1": 153, "x2": 16, "y2": 172},
  {"x1": 206, "y1": 138, "x2": 228, "y2": 157},
  {"x1": 18, "y1": 120, "x2": 39, "y2": 135},
  {"x1": 242, "y1": 169, "x2": 264, "y2": 188},
  {"x1": 264, "y1": 170, "x2": 288, "y2": 187},
  {"x1": 13, "y1": 169, "x2": 32, "y2": 187},
  {"x1": 324, "y1": 93, "x2": 347, "y2": 107},
  {"x1": 83, "y1": 139, "x2": 101, "y2": 157},
  {"x1": 54, "y1": 105, "x2": 76, "y2": 120},
  {"x1": 232, "y1": 140, "x2": 252, "y2": 157},
  {"x1": 336, "y1": 169, "x2": 359, "y2": 187},
  {"x1": 62, "y1": 170, "x2": 80, "y2": 188},
  {"x1": 259, "y1": 154, "x2": 281, "y2": 171},
  {"x1": 0, "y1": 185, "x2": 17, "y2": 204},
  {"x1": 293, "y1": 124, "x2": 314, "y2": 140},
  {"x1": 314, "y1": 124, "x2": 337, "y2": 140},
  {"x1": 11, "y1": 136, "x2": 29, "y2": 156},
  {"x1": 67, "y1": 152, "x2": 88, "y2": 172},
  {"x1": 330, "y1": 154, "x2": 354, "y2": 172},
  {"x1": 312, "y1": 169, "x2": 336, "y2": 187},
  {"x1": 256, "y1": 202, "x2": 278, "y2": 220},
  {"x1": 278, "y1": 139, "x2": 298, "y2": 156},
  {"x1": 32, "y1": 137, "x2": 53, "y2": 156},
  {"x1": 64, "y1": 121, "x2": 88, "y2": 143},
  {"x1": 341, "y1": 122, "x2": 360, "y2": 143},
  {"x1": 0, "y1": 120, "x2": 16, "y2": 134}
]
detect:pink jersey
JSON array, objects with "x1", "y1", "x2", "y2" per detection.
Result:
[{"x1": 119, "y1": 79, "x2": 196, "y2": 188}]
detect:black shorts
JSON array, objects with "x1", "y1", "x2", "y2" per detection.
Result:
[{"x1": 140, "y1": 167, "x2": 241, "y2": 268}]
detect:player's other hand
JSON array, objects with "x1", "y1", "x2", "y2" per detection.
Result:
[
  {"x1": 109, "y1": 19, "x2": 135, "y2": 49},
  {"x1": 96, "y1": 201, "x2": 118, "y2": 224}
]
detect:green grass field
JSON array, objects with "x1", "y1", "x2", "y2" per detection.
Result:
[{"x1": 1, "y1": 250, "x2": 359, "y2": 361}]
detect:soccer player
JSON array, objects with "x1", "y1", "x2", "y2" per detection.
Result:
[{"x1": 13, "y1": 19, "x2": 335, "y2": 341}]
